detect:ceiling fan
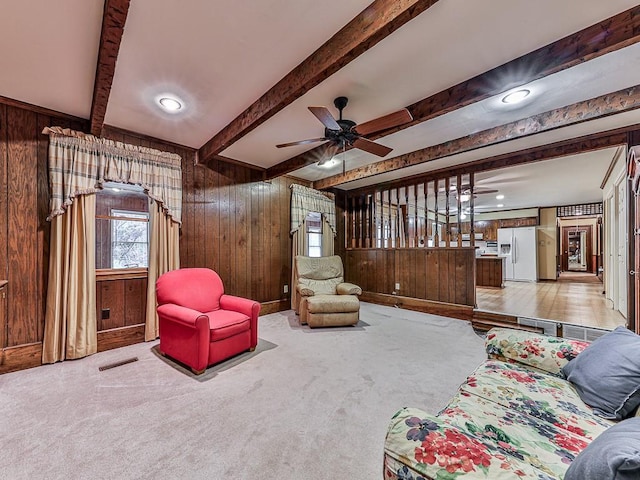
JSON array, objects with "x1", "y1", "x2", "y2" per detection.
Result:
[
  {"x1": 276, "y1": 96, "x2": 413, "y2": 163},
  {"x1": 438, "y1": 185, "x2": 500, "y2": 198}
]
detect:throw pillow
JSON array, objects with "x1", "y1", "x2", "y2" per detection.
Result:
[
  {"x1": 564, "y1": 417, "x2": 640, "y2": 480},
  {"x1": 562, "y1": 326, "x2": 640, "y2": 420}
]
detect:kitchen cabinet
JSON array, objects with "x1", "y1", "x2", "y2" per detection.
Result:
[{"x1": 476, "y1": 257, "x2": 505, "y2": 288}]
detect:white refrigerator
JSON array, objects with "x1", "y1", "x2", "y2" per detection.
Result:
[{"x1": 497, "y1": 227, "x2": 538, "y2": 282}]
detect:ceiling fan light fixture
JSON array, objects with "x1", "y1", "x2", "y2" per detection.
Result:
[
  {"x1": 502, "y1": 89, "x2": 530, "y2": 104},
  {"x1": 318, "y1": 158, "x2": 337, "y2": 168}
]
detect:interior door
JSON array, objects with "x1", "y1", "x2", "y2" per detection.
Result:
[{"x1": 617, "y1": 179, "x2": 628, "y2": 317}]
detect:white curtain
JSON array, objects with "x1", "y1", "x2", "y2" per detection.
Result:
[{"x1": 42, "y1": 127, "x2": 182, "y2": 363}]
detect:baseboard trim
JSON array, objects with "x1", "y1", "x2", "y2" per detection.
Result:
[
  {"x1": 360, "y1": 292, "x2": 474, "y2": 321},
  {"x1": 0, "y1": 342, "x2": 43, "y2": 374},
  {"x1": 0, "y1": 302, "x2": 292, "y2": 376},
  {"x1": 260, "y1": 299, "x2": 290, "y2": 315},
  {"x1": 97, "y1": 325, "x2": 146, "y2": 352}
]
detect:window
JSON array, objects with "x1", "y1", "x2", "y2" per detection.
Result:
[
  {"x1": 96, "y1": 183, "x2": 149, "y2": 270},
  {"x1": 110, "y1": 210, "x2": 149, "y2": 268},
  {"x1": 306, "y1": 212, "x2": 322, "y2": 258}
]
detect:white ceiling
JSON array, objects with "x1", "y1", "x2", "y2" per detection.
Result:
[{"x1": 0, "y1": 0, "x2": 638, "y2": 211}]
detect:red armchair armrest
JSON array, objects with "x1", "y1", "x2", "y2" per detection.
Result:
[
  {"x1": 220, "y1": 295, "x2": 261, "y2": 348},
  {"x1": 157, "y1": 303, "x2": 208, "y2": 327},
  {"x1": 157, "y1": 303, "x2": 210, "y2": 372}
]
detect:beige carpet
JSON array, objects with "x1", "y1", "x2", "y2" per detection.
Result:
[{"x1": 0, "y1": 303, "x2": 486, "y2": 480}]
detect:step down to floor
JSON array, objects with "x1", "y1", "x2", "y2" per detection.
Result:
[
  {"x1": 472, "y1": 318, "x2": 544, "y2": 334},
  {"x1": 472, "y1": 310, "x2": 544, "y2": 333}
]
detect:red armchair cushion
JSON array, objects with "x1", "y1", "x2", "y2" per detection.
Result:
[
  {"x1": 157, "y1": 268, "x2": 224, "y2": 312},
  {"x1": 205, "y1": 309, "x2": 250, "y2": 342}
]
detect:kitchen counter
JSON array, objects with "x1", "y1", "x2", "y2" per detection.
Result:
[{"x1": 476, "y1": 256, "x2": 505, "y2": 288}]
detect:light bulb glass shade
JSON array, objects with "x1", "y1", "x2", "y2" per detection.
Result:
[
  {"x1": 158, "y1": 97, "x2": 182, "y2": 111},
  {"x1": 318, "y1": 158, "x2": 337, "y2": 168},
  {"x1": 502, "y1": 89, "x2": 530, "y2": 104}
]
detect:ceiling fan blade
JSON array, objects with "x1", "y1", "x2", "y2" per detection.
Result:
[
  {"x1": 353, "y1": 137, "x2": 393, "y2": 157},
  {"x1": 308, "y1": 106, "x2": 341, "y2": 130},
  {"x1": 354, "y1": 108, "x2": 413, "y2": 136},
  {"x1": 275, "y1": 137, "x2": 327, "y2": 148}
]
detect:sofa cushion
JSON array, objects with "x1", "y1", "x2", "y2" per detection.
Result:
[
  {"x1": 460, "y1": 360, "x2": 613, "y2": 441},
  {"x1": 565, "y1": 417, "x2": 640, "y2": 480},
  {"x1": 562, "y1": 326, "x2": 640, "y2": 420},
  {"x1": 486, "y1": 328, "x2": 590, "y2": 377},
  {"x1": 385, "y1": 407, "x2": 546, "y2": 480},
  {"x1": 440, "y1": 392, "x2": 588, "y2": 479},
  {"x1": 204, "y1": 309, "x2": 250, "y2": 342}
]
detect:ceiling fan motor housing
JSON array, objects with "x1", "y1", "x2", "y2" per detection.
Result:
[{"x1": 325, "y1": 119, "x2": 358, "y2": 146}]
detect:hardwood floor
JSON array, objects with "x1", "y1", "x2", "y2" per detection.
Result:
[{"x1": 476, "y1": 272, "x2": 626, "y2": 330}]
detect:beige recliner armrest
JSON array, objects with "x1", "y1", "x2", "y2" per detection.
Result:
[
  {"x1": 297, "y1": 284, "x2": 316, "y2": 297},
  {"x1": 336, "y1": 282, "x2": 362, "y2": 295}
]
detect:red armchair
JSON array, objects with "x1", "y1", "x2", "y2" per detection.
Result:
[{"x1": 156, "y1": 268, "x2": 261, "y2": 374}]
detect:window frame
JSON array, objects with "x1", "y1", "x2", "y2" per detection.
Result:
[
  {"x1": 95, "y1": 182, "x2": 151, "y2": 275},
  {"x1": 108, "y1": 208, "x2": 150, "y2": 270}
]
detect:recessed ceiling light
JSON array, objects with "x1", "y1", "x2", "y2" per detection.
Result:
[
  {"x1": 502, "y1": 89, "x2": 530, "y2": 104},
  {"x1": 158, "y1": 96, "x2": 182, "y2": 112},
  {"x1": 497, "y1": 204, "x2": 504, "y2": 208},
  {"x1": 496, "y1": 194, "x2": 504, "y2": 200}
]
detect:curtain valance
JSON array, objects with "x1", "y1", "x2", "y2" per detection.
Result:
[
  {"x1": 43, "y1": 127, "x2": 183, "y2": 224},
  {"x1": 290, "y1": 184, "x2": 336, "y2": 236}
]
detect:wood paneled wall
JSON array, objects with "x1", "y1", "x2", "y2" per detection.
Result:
[
  {"x1": 0, "y1": 104, "x2": 307, "y2": 373},
  {"x1": 101, "y1": 126, "x2": 307, "y2": 305},
  {"x1": 345, "y1": 248, "x2": 476, "y2": 307},
  {"x1": 0, "y1": 104, "x2": 86, "y2": 351}
]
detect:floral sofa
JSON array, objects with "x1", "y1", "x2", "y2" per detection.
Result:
[{"x1": 383, "y1": 327, "x2": 616, "y2": 480}]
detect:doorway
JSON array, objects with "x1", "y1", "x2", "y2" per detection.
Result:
[{"x1": 561, "y1": 225, "x2": 593, "y2": 273}]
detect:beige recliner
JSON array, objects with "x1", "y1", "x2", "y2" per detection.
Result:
[{"x1": 294, "y1": 255, "x2": 362, "y2": 327}]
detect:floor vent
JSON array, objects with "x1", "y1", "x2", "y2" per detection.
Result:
[
  {"x1": 517, "y1": 317, "x2": 558, "y2": 336},
  {"x1": 562, "y1": 324, "x2": 608, "y2": 342},
  {"x1": 98, "y1": 357, "x2": 138, "y2": 371}
]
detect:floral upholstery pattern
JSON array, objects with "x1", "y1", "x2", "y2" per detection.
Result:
[
  {"x1": 485, "y1": 328, "x2": 589, "y2": 377},
  {"x1": 384, "y1": 328, "x2": 612, "y2": 480}
]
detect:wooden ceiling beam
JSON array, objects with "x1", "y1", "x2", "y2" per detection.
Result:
[
  {"x1": 198, "y1": 0, "x2": 439, "y2": 163},
  {"x1": 345, "y1": 127, "x2": 634, "y2": 196},
  {"x1": 312, "y1": 85, "x2": 640, "y2": 189},
  {"x1": 268, "y1": 5, "x2": 640, "y2": 179},
  {"x1": 89, "y1": 0, "x2": 131, "y2": 137}
]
